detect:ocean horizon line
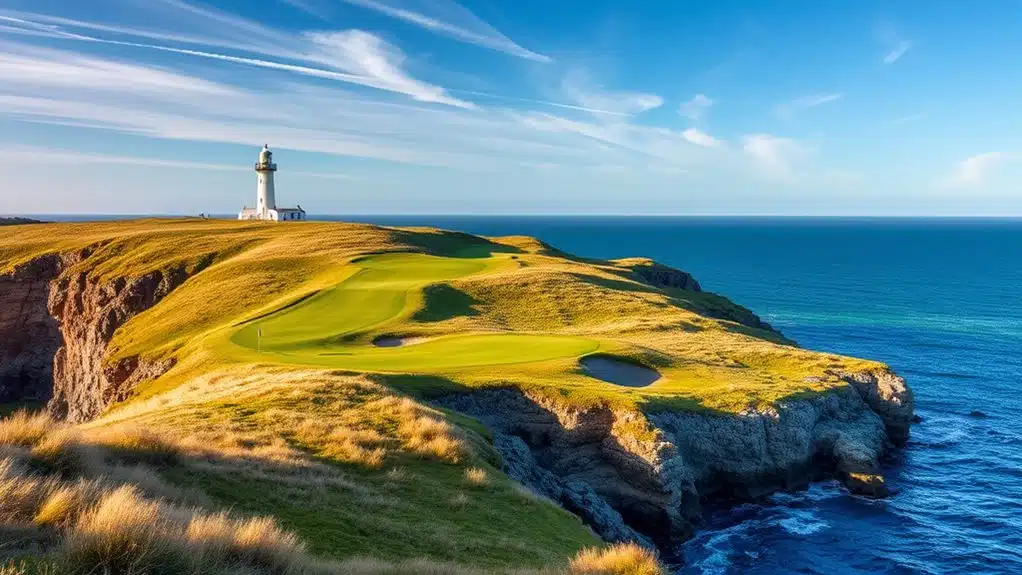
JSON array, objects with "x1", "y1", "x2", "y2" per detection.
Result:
[{"x1": 9, "y1": 213, "x2": 1022, "y2": 221}]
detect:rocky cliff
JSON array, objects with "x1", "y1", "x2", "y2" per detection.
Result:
[
  {"x1": 0, "y1": 252, "x2": 189, "y2": 422},
  {"x1": 438, "y1": 366, "x2": 912, "y2": 553}
]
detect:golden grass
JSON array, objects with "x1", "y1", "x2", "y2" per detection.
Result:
[
  {"x1": 568, "y1": 543, "x2": 664, "y2": 575},
  {"x1": 89, "y1": 426, "x2": 181, "y2": 466},
  {"x1": 464, "y1": 467, "x2": 489, "y2": 488},
  {"x1": 0, "y1": 411, "x2": 54, "y2": 447},
  {"x1": 33, "y1": 479, "x2": 106, "y2": 527}
]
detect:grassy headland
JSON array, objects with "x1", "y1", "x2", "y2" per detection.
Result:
[{"x1": 0, "y1": 218, "x2": 885, "y2": 572}]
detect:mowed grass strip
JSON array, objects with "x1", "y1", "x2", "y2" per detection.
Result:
[{"x1": 228, "y1": 252, "x2": 604, "y2": 372}]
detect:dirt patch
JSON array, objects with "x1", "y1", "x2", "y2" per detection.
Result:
[{"x1": 581, "y1": 356, "x2": 661, "y2": 388}]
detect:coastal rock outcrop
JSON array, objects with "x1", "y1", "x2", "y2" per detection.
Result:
[
  {"x1": 0, "y1": 252, "x2": 190, "y2": 422},
  {"x1": 438, "y1": 367, "x2": 912, "y2": 550},
  {"x1": 0, "y1": 255, "x2": 66, "y2": 403}
]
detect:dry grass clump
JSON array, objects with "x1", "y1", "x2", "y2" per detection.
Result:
[
  {"x1": 400, "y1": 415, "x2": 464, "y2": 463},
  {"x1": 567, "y1": 543, "x2": 664, "y2": 575},
  {"x1": 60, "y1": 485, "x2": 306, "y2": 575},
  {"x1": 89, "y1": 426, "x2": 182, "y2": 466},
  {"x1": 376, "y1": 397, "x2": 465, "y2": 464},
  {"x1": 464, "y1": 467, "x2": 489, "y2": 488},
  {"x1": 33, "y1": 479, "x2": 106, "y2": 527},
  {"x1": 0, "y1": 458, "x2": 58, "y2": 523},
  {"x1": 0, "y1": 411, "x2": 56, "y2": 447},
  {"x1": 30, "y1": 429, "x2": 102, "y2": 476},
  {"x1": 295, "y1": 419, "x2": 388, "y2": 469}
]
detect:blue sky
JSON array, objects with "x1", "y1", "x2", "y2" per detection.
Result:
[{"x1": 0, "y1": 0, "x2": 1020, "y2": 215}]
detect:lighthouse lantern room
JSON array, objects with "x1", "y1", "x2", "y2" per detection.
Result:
[{"x1": 238, "y1": 145, "x2": 307, "y2": 221}]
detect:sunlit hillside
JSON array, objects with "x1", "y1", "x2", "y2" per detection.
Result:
[{"x1": 0, "y1": 218, "x2": 890, "y2": 573}]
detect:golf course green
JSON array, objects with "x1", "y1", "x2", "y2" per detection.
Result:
[{"x1": 229, "y1": 252, "x2": 602, "y2": 371}]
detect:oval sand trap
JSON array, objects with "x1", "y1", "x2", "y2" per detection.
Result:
[
  {"x1": 581, "y1": 355, "x2": 661, "y2": 387},
  {"x1": 372, "y1": 335, "x2": 427, "y2": 348}
]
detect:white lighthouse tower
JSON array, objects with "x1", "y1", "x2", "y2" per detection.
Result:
[{"x1": 238, "y1": 145, "x2": 306, "y2": 221}]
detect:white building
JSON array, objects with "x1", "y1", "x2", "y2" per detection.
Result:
[{"x1": 238, "y1": 145, "x2": 306, "y2": 221}]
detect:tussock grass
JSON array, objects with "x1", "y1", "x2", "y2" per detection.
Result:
[
  {"x1": 61, "y1": 485, "x2": 306, "y2": 575},
  {"x1": 90, "y1": 426, "x2": 182, "y2": 466},
  {"x1": 0, "y1": 411, "x2": 53, "y2": 447},
  {"x1": 33, "y1": 479, "x2": 106, "y2": 527},
  {"x1": 464, "y1": 467, "x2": 489, "y2": 488},
  {"x1": 568, "y1": 543, "x2": 664, "y2": 575}
]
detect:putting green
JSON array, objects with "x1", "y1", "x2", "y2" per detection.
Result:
[{"x1": 228, "y1": 253, "x2": 602, "y2": 372}]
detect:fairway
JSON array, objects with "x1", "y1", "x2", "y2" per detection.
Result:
[{"x1": 229, "y1": 252, "x2": 602, "y2": 372}]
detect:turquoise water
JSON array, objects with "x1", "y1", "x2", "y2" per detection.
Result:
[
  {"x1": 336, "y1": 216, "x2": 1022, "y2": 575},
  {"x1": 43, "y1": 215, "x2": 1022, "y2": 573}
]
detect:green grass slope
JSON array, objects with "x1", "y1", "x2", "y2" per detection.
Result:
[{"x1": 0, "y1": 218, "x2": 886, "y2": 571}]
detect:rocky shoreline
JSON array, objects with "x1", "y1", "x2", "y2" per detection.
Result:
[{"x1": 438, "y1": 370, "x2": 912, "y2": 556}]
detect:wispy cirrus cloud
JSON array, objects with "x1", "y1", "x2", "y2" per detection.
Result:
[
  {"x1": 560, "y1": 71, "x2": 663, "y2": 118},
  {"x1": 0, "y1": 0, "x2": 830, "y2": 198},
  {"x1": 876, "y1": 22, "x2": 912, "y2": 64},
  {"x1": 0, "y1": 144, "x2": 366, "y2": 180},
  {"x1": 0, "y1": 4, "x2": 475, "y2": 108},
  {"x1": 337, "y1": 0, "x2": 550, "y2": 62},
  {"x1": 775, "y1": 92, "x2": 843, "y2": 119},
  {"x1": 894, "y1": 111, "x2": 925, "y2": 125},
  {"x1": 883, "y1": 40, "x2": 912, "y2": 64}
]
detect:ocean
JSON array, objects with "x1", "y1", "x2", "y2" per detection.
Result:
[{"x1": 40, "y1": 215, "x2": 1022, "y2": 574}]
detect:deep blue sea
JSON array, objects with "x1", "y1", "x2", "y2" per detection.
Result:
[{"x1": 41, "y1": 216, "x2": 1022, "y2": 574}]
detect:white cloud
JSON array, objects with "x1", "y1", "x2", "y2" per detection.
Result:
[
  {"x1": 682, "y1": 128, "x2": 722, "y2": 148},
  {"x1": 948, "y1": 152, "x2": 1016, "y2": 187},
  {"x1": 742, "y1": 134, "x2": 809, "y2": 179},
  {"x1": 776, "y1": 92, "x2": 843, "y2": 118},
  {"x1": 0, "y1": 42, "x2": 234, "y2": 97},
  {"x1": 0, "y1": 145, "x2": 246, "y2": 171},
  {"x1": 0, "y1": 6, "x2": 475, "y2": 108},
  {"x1": 884, "y1": 40, "x2": 912, "y2": 64},
  {"x1": 560, "y1": 71, "x2": 663, "y2": 118},
  {"x1": 305, "y1": 31, "x2": 475, "y2": 108},
  {"x1": 679, "y1": 93, "x2": 713, "y2": 121},
  {"x1": 337, "y1": 0, "x2": 550, "y2": 62}
]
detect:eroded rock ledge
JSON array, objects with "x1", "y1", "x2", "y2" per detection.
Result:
[
  {"x1": 0, "y1": 252, "x2": 190, "y2": 422},
  {"x1": 438, "y1": 368, "x2": 912, "y2": 551}
]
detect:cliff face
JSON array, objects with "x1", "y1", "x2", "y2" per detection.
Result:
[
  {"x1": 438, "y1": 367, "x2": 912, "y2": 552},
  {"x1": 1, "y1": 252, "x2": 188, "y2": 422},
  {"x1": 0, "y1": 255, "x2": 66, "y2": 404}
]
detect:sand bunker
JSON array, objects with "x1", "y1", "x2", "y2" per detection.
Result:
[
  {"x1": 372, "y1": 336, "x2": 428, "y2": 348},
  {"x1": 581, "y1": 356, "x2": 661, "y2": 387}
]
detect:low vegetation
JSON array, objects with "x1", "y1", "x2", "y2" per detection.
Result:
[
  {"x1": 0, "y1": 408, "x2": 663, "y2": 574},
  {"x1": 0, "y1": 219, "x2": 887, "y2": 571}
]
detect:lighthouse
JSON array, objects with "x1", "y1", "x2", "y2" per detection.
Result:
[
  {"x1": 238, "y1": 145, "x2": 307, "y2": 221},
  {"x1": 255, "y1": 144, "x2": 276, "y2": 218}
]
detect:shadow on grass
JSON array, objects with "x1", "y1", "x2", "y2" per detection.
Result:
[
  {"x1": 412, "y1": 284, "x2": 481, "y2": 323},
  {"x1": 389, "y1": 229, "x2": 523, "y2": 259}
]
